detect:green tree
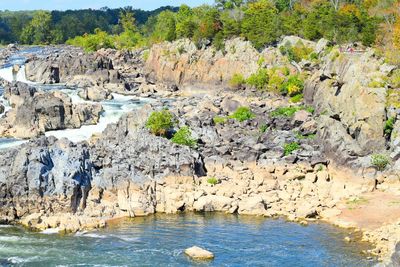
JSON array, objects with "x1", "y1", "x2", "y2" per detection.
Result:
[
  {"x1": 152, "y1": 10, "x2": 176, "y2": 42},
  {"x1": 216, "y1": 0, "x2": 245, "y2": 9},
  {"x1": 242, "y1": 0, "x2": 281, "y2": 49},
  {"x1": 119, "y1": 10, "x2": 137, "y2": 33},
  {"x1": 20, "y1": 11, "x2": 52, "y2": 44},
  {"x1": 176, "y1": 4, "x2": 197, "y2": 39},
  {"x1": 192, "y1": 5, "x2": 221, "y2": 44}
]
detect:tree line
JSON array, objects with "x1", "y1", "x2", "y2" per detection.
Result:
[
  {"x1": 0, "y1": 6, "x2": 177, "y2": 44},
  {"x1": 2, "y1": 0, "x2": 400, "y2": 63},
  {"x1": 67, "y1": 0, "x2": 385, "y2": 52}
]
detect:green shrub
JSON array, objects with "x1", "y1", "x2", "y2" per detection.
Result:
[
  {"x1": 371, "y1": 154, "x2": 390, "y2": 171},
  {"x1": 229, "y1": 107, "x2": 255, "y2": 122},
  {"x1": 290, "y1": 94, "x2": 303, "y2": 103},
  {"x1": 368, "y1": 80, "x2": 385, "y2": 88},
  {"x1": 279, "y1": 41, "x2": 313, "y2": 63},
  {"x1": 280, "y1": 75, "x2": 304, "y2": 96},
  {"x1": 305, "y1": 106, "x2": 315, "y2": 114},
  {"x1": 213, "y1": 116, "x2": 228, "y2": 125},
  {"x1": 67, "y1": 28, "x2": 116, "y2": 52},
  {"x1": 309, "y1": 52, "x2": 319, "y2": 61},
  {"x1": 270, "y1": 106, "x2": 300, "y2": 117},
  {"x1": 260, "y1": 124, "x2": 268, "y2": 133},
  {"x1": 171, "y1": 126, "x2": 197, "y2": 148},
  {"x1": 229, "y1": 73, "x2": 246, "y2": 89},
  {"x1": 142, "y1": 50, "x2": 150, "y2": 61},
  {"x1": 390, "y1": 70, "x2": 400, "y2": 88},
  {"x1": 246, "y1": 68, "x2": 269, "y2": 90},
  {"x1": 207, "y1": 177, "x2": 219, "y2": 185},
  {"x1": 385, "y1": 117, "x2": 396, "y2": 136},
  {"x1": 270, "y1": 105, "x2": 314, "y2": 118},
  {"x1": 284, "y1": 142, "x2": 301, "y2": 156},
  {"x1": 146, "y1": 110, "x2": 175, "y2": 136},
  {"x1": 267, "y1": 67, "x2": 288, "y2": 93}
]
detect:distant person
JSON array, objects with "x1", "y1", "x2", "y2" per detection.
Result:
[{"x1": 12, "y1": 64, "x2": 20, "y2": 81}]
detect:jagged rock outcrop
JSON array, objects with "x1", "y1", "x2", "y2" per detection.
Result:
[
  {"x1": 24, "y1": 46, "x2": 145, "y2": 94},
  {"x1": 304, "y1": 49, "x2": 389, "y2": 165},
  {"x1": 0, "y1": 105, "x2": 206, "y2": 229},
  {"x1": 145, "y1": 38, "x2": 287, "y2": 88},
  {"x1": 0, "y1": 81, "x2": 103, "y2": 138}
]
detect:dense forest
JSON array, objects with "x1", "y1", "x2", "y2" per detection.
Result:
[
  {"x1": 1, "y1": 0, "x2": 400, "y2": 63},
  {"x1": 0, "y1": 6, "x2": 178, "y2": 44}
]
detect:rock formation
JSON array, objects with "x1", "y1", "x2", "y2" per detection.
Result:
[{"x1": 0, "y1": 80, "x2": 103, "y2": 138}]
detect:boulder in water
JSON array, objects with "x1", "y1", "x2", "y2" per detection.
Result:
[{"x1": 184, "y1": 246, "x2": 214, "y2": 260}]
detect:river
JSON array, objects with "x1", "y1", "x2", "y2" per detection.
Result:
[{"x1": 0, "y1": 213, "x2": 376, "y2": 267}]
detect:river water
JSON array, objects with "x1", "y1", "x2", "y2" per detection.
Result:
[{"x1": 0, "y1": 213, "x2": 376, "y2": 266}]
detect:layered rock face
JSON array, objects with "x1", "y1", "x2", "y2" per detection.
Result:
[
  {"x1": 0, "y1": 80, "x2": 102, "y2": 138},
  {"x1": 304, "y1": 49, "x2": 390, "y2": 165},
  {"x1": 145, "y1": 38, "x2": 285, "y2": 88},
  {"x1": 0, "y1": 105, "x2": 205, "y2": 230}
]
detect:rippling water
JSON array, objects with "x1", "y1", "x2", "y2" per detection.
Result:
[{"x1": 0, "y1": 213, "x2": 376, "y2": 266}]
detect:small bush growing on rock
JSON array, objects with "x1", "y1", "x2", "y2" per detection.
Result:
[
  {"x1": 260, "y1": 124, "x2": 268, "y2": 133},
  {"x1": 207, "y1": 177, "x2": 219, "y2": 185},
  {"x1": 390, "y1": 69, "x2": 400, "y2": 88},
  {"x1": 270, "y1": 106, "x2": 299, "y2": 117},
  {"x1": 280, "y1": 75, "x2": 304, "y2": 96},
  {"x1": 267, "y1": 67, "x2": 288, "y2": 93},
  {"x1": 229, "y1": 73, "x2": 246, "y2": 89},
  {"x1": 368, "y1": 79, "x2": 386, "y2": 88},
  {"x1": 279, "y1": 41, "x2": 313, "y2": 63},
  {"x1": 384, "y1": 117, "x2": 396, "y2": 136},
  {"x1": 290, "y1": 94, "x2": 303, "y2": 103},
  {"x1": 246, "y1": 68, "x2": 269, "y2": 90},
  {"x1": 283, "y1": 142, "x2": 300, "y2": 156},
  {"x1": 271, "y1": 105, "x2": 314, "y2": 118},
  {"x1": 305, "y1": 106, "x2": 315, "y2": 114},
  {"x1": 213, "y1": 116, "x2": 228, "y2": 125},
  {"x1": 229, "y1": 107, "x2": 255, "y2": 122},
  {"x1": 146, "y1": 110, "x2": 175, "y2": 137},
  {"x1": 371, "y1": 154, "x2": 390, "y2": 171},
  {"x1": 171, "y1": 126, "x2": 197, "y2": 148}
]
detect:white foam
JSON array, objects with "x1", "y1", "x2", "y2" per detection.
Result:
[
  {"x1": 41, "y1": 228, "x2": 60, "y2": 234},
  {"x1": 45, "y1": 94, "x2": 150, "y2": 142},
  {"x1": 77, "y1": 233, "x2": 108, "y2": 239},
  {"x1": 0, "y1": 65, "x2": 34, "y2": 84}
]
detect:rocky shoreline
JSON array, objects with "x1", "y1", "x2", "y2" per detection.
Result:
[{"x1": 1, "y1": 37, "x2": 400, "y2": 265}]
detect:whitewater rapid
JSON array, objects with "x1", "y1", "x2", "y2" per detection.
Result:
[{"x1": 0, "y1": 49, "x2": 150, "y2": 147}]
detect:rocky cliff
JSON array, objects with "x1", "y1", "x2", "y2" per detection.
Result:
[{"x1": 145, "y1": 38, "x2": 285, "y2": 88}]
